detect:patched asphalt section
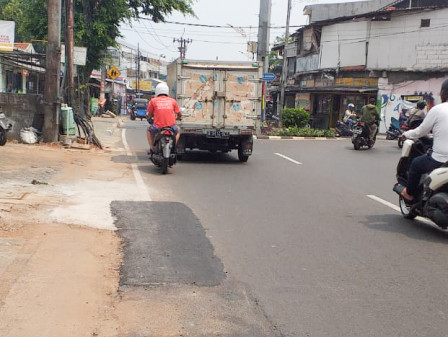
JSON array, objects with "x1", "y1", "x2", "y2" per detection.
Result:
[{"x1": 111, "y1": 201, "x2": 225, "y2": 287}]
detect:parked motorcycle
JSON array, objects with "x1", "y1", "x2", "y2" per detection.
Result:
[
  {"x1": 393, "y1": 137, "x2": 448, "y2": 229},
  {"x1": 335, "y1": 120, "x2": 353, "y2": 137},
  {"x1": 148, "y1": 120, "x2": 177, "y2": 174},
  {"x1": 0, "y1": 112, "x2": 12, "y2": 146},
  {"x1": 386, "y1": 117, "x2": 402, "y2": 140},
  {"x1": 351, "y1": 121, "x2": 377, "y2": 150}
]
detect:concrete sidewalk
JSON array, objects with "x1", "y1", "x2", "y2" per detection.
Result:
[{"x1": 91, "y1": 116, "x2": 126, "y2": 152}]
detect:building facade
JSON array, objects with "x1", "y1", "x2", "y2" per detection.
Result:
[{"x1": 273, "y1": 0, "x2": 448, "y2": 132}]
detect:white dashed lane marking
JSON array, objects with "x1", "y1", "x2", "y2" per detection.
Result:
[{"x1": 275, "y1": 153, "x2": 303, "y2": 165}]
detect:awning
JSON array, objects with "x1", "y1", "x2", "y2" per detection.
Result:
[
  {"x1": 285, "y1": 86, "x2": 378, "y2": 93},
  {"x1": 0, "y1": 56, "x2": 45, "y2": 74}
]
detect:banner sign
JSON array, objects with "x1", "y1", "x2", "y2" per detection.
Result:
[
  {"x1": 61, "y1": 45, "x2": 88, "y2": 66},
  {"x1": 0, "y1": 21, "x2": 15, "y2": 51}
]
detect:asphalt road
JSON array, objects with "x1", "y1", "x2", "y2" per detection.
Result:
[{"x1": 121, "y1": 120, "x2": 448, "y2": 337}]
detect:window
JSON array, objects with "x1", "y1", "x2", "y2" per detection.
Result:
[{"x1": 421, "y1": 19, "x2": 430, "y2": 28}]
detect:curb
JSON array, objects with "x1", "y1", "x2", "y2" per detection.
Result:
[
  {"x1": 255, "y1": 135, "x2": 340, "y2": 140},
  {"x1": 255, "y1": 135, "x2": 388, "y2": 141}
]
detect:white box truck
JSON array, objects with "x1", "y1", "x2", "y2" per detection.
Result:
[{"x1": 166, "y1": 59, "x2": 263, "y2": 162}]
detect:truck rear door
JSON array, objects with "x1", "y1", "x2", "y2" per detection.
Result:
[
  {"x1": 179, "y1": 64, "x2": 260, "y2": 130},
  {"x1": 179, "y1": 66, "x2": 216, "y2": 128},
  {"x1": 221, "y1": 70, "x2": 259, "y2": 129}
]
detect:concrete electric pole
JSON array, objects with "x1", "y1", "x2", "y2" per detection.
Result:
[
  {"x1": 279, "y1": 0, "x2": 292, "y2": 127},
  {"x1": 257, "y1": 0, "x2": 271, "y2": 74},
  {"x1": 65, "y1": 0, "x2": 75, "y2": 107},
  {"x1": 257, "y1": 0, "x2": 271, "y2": 124},
  {"x1": 174, "y1": 38, "x2": 192, "y2": 59},
  {"x1": 43, "y1": 0, "x2": 61, "y2": 142}
]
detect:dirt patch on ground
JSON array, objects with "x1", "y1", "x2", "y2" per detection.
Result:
[{"x1": 0, "y1": 143, "x2": 127, "y2": 336}]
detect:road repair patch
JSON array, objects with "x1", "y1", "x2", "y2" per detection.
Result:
[{"x1": 111, "y1": 201, "x2": 225, "y2": 287}]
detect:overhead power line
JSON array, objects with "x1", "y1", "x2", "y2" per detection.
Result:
[{"x1": 140, "y1": 17, "x2": 304, "y2": 29}]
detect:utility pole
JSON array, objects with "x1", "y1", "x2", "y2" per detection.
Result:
[
  {"x1": 65, "y1": 0, "x2": 75, "y2": 107},
  {"x1": 137, "y1": 44, "x2": 140, "y2": 95},
  {"x1": 257, "y1": 0, "x2": 271, "y2": 75},
  {"x1": 174, "y1": 38, "x2": 192, "y2": 59},
  {"x1": 257, "y1": 0, "x2": 272, "y2": 124},
  {"x1": 43, "y1": 0, "x2": 61, "y2": 142},
  {"x1": 279, "y1": 0, "x2": 292, "y2": 127}
]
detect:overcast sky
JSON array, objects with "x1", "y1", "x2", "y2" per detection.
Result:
[{"x1": 119, "y1": 0, "x2": 360, "y2": 62}]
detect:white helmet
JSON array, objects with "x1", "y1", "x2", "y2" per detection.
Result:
[
  {"x1": 155, "y1": 82, "x2": 169, "y2": 97},
  {"x1": 348, "y1": 103, "x2": 355, "y2": 108}
]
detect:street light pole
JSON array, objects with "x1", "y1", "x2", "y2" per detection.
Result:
[{"x1": 279, "y1": 0, "x2": 292, "y2": 128}]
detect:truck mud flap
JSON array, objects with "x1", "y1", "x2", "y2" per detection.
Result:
[{"x1": 241, "y1": 137, "x2": 253, "y2": 156}]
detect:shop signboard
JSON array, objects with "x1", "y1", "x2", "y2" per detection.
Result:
[
  {"x1": 0, "y1": 21, "x2": 15, "y2": 51},
  {"x1": 295, "y1": 93, "x2": 311, "y2": 110}
]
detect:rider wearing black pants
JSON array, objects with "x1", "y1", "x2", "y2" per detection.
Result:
[{"x1": 397, "y1": 79, "x2": 448, "y2": 202}]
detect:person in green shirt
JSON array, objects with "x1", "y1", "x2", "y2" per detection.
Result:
[{"x1": 360, "y1": 97, "x2": 380, "y2": 141}]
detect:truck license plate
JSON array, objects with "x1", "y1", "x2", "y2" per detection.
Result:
[{"x1": 206, "y1": 130, "x2": 230, "y2": 138}]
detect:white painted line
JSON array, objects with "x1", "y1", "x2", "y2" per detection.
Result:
[
  {"x1": 367, "y1": 194, "x2": 445, "y2": 230},
  {"x1": 367, "y1": 195, "x2": 400, "y2": 212},
  {"x1": 122, "y1": 129, "x2": 151, "y2": 201},
  {"x1": 275, "y1": 153, "x2": 303, "y2": 165}
]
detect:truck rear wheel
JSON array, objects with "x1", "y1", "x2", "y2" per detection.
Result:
[
  {"x1": 0, "y1": 127, "x2": 6, "y2": 146},
  {"x1": 238, "y1": 148, "x2": 249, "y2": 162}
]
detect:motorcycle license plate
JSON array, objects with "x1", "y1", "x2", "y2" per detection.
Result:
[
  {"x1": 353, "y1": 128, "x2": 362, "y2": 134},
  {"x1": 206, "y1": 130, "x2": 230, "y2": 139}
]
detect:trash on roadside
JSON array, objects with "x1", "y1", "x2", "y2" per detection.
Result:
[
  {"x1": 31, "y1": 179, "x2": 48, "y2": 185},
  {"x1": 20, "y1": 127, "x2": 40, "y2": 144}
]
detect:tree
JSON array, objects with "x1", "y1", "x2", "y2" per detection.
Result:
[
  {"x1": 269, "y1": 34, "x2": 294, "y2": 72},
  {"x1": 0, "y1": 0, "x2": 195, "y2": 113}
]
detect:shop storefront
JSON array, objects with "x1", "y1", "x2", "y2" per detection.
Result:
[{"x1": 289, "y1": 75, "x2": 378, "y2": 129}]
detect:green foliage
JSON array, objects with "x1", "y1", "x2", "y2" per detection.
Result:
[
  {"x1": 268, "y1": 50, "x2": 281, "y2": 72},
  {"x1": 267, "y1": 127, "x2": 335, "y2": 138},
  {"x1": 0, "y1": 0, "x2": 195, "y2": 73},
  {"x1": 282, "y1": 108, "x2": 310, "y2": 128},
  {"x1": 0, "y1": 0, "x2": 47, "y2": 42}
]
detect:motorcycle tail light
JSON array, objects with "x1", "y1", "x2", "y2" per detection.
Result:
[
  {"x1": 163, "y1": 131, "x2": 171, "y2": 135},
  {"x1": 401, "y1": 125, "x2": 408, "y2": 130}
]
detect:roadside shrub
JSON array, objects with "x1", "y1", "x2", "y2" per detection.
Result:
[
  {"x1": 266, "y1": 127, "x2": 334, "y2": 137},
  {"x1": 282, "y1": 108, "x2": 310, "y2": 128}
]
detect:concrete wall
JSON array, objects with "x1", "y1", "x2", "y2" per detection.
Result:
[
  {"x1": 377, "y1": 76, "x2": 444, "y2": 133},
  {"x1": 320, "y1": 21, "x2": 369, "y2": 68},
  {"x1": 368, "y1": 8, "x2": 448, "y2": 70},
  {"x1": 317, "y1": 8, "x2": 448, "y2": 71},
  {"x1": 304, "y1": 0, "x2": 392, "y2": 24},
  {"x1": 0, "y1": 93, "x2": 43, "y2": 140}
]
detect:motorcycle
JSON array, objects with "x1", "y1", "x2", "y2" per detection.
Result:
[
  {"x1": 398, "y1": 118, "x2": 424, "y2": 149},
  {"x1": 393, "y1": 137, "x2": 448, "y2": 229},
  {"x1": 335, "y1": 120, "x2": 353, "y2": 137},
  {"x1": 148, "y1": 120, "x2": 177, "y2": 174},
  {"x1": 351, "y1": 121, "x2": 377, "y2": 150},
  {"x1": 386, "y1": 117, "x2": 402, "y2": 140},
  {"x1": 0, "y1": 112, "x2": 12, "y2": 146}
]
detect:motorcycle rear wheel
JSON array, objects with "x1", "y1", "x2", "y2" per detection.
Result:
[
  {"x1": 353, "y1": 138, "x2": 361, "y2": 150},
  {"x1": 398, "y1": 137, "x2": 404, "y2": 149},
  {"x1": 0, "y1": 127, "x2": 6, "y2": 146},
  {"x1": 399, "y1": 196, "x2": 417, "y2": 219},
  {"x1": 161, "y1": 157, "x2": 168, "y2": 174}
]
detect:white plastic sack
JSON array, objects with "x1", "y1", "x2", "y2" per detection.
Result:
[{"x1": 20, "y1": 127, "x2": 39, "y2": 144}]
